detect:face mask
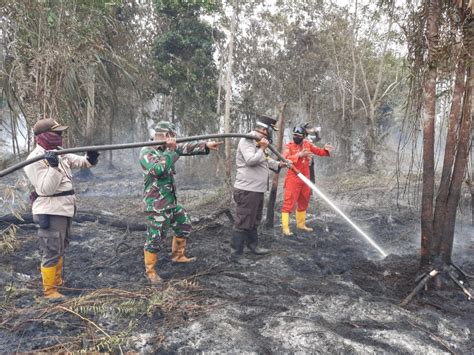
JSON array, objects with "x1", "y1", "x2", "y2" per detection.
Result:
[
  {"x1": 293, "y1": 136, "x2": 303, "y2": 144},
  {"x1": 36, "y1": 131, "x2": 63, "y2": 150}
]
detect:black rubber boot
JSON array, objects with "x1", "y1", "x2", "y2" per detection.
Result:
[
  {"x1": 231, "y1": 230, "x2": 253, "y2": 265},
  {"x1": 246, "y1": 228, "x2": 270, "y2": 255}
]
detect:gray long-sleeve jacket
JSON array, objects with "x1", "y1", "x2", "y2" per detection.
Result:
[{"x1": 234, "y1": 132, "x2": 281, "y2": 193}]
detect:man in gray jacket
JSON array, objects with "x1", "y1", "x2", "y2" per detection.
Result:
[{"x1": 232, "y1": 115, "x2": 285, "y2": 264}]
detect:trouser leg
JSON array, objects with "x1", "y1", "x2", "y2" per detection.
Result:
[
  {"x1": 296, "y1": 183, "x2": 312, "y2": 212},
  {"x1": 281, "y1": 181, "x2": 303, "y2": 236},
  {"x1": 36, "y1": 214, "x2": 69, "y2": 298},
  {"x1": 143, "y1": 212, "x2": 170, "y2": 283},
  {"x1": 144, "y1": 212, "x2": 170, "y2": 254},
  {"x1": 232, "y1": 189, "x2": 265, "y2": 264},
  {"x1": 282, "y1": 179, "x2": 301, "y2": 213},
  {"x1": 37, "y1": 215, "x2": 69, "y2": 268},
  {"x1": 296, "y1": 184, "x2": 313, "y2": 231},
  {"x1": 170, "y1": 204, "x2": 196, "y2": 262}
]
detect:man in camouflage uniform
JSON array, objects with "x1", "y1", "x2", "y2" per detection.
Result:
[{"x1": 139, "y1": 121, "x2": 222, "y2": 283}]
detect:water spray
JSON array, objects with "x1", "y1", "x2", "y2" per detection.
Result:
[
  {"x1": 0, "y1": 132, "x2": 388, "y2": 258},
  {"x1": 296, "y1": 173, "x2": 388, "y2": 258}
]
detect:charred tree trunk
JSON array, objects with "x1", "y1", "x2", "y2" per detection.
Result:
[
  {"x1": 439, "y1": 64, "x2": 472, "y2": 263},
  {"x1": 431, "y1": 57, "x2": 466, "y2": 260},
  {"x1": 216, "y1": 50, "x2": 224, "y2": 116},
  {"x1": 364, "y1": 121, "x2": 377, "y2": 173},
  {"x1": 78, "y1": 64, "x2": 96, "y2": 180},
  {"x1": 468, "y1": 167, "x2": 474, "y2": 226},
  {"x1": 349, "y1": 0, "x2": 357, "y2": 165},
  {"x1": 402, "y1": 0, "x2": 472, "y2": 304},
  {"x1": 359, "y1": 1, "x2": 394, "y2": 173},
  {"x1": 424, "y1": 6, "x2": 473, "y2": 267},
  {"x1": 342, "y1": 113, "x2": 352, "y2": 166},
  {"x1": 224, "y1": 2, "x2": 237, "y2": 189},
  {"x1": 85, "y1": 65, "x2": 96, "y2": 145},
  {"x1": 9, "y1": 111, "x2": 17, "y2": 157},
  {"x1": 467, "y1": 137, "x2": 474, "y2": 225},
  {"x1": 420, "y1": 0, "x2": 441, "y2": 268},
  {"x1": 108, "y1": 85, "x2": 118, "y2": 168},
  {"x1": 265, "y1": 103, "x2": 286, "y2": 228}
]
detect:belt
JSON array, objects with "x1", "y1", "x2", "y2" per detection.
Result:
[{"x1": 38, "y1": 190, "x2": 75, "y2": 197}]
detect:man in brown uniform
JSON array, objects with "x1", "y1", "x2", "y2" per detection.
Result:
[{"x1": 24, "y1": 119, "x2": 99, "y2": 299}]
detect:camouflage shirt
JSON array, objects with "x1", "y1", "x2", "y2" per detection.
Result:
[{"x1": 139, "y1": 142, "x2": 209, "y2": 212}]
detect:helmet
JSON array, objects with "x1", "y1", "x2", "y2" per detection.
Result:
[
  {"x1": 154, "y1": 121, "x2": 176, "y2": 135},
  {"x1": 292, "y1": 126, "x2": 306, "y2": 136}
]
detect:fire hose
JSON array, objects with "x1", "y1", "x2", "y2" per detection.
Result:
[
  {"x1": 0, "y1": 134, "x2": 262, "y2": 178},
  {"x1": 0, "y1": 132, "x2": 387, "y2": 258}
]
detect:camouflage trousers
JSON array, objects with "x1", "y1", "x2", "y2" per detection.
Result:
[{"x1": 144, "y1": 204, "x2": 192, "y2": 254}]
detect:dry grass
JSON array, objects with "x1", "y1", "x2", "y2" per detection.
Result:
[
  {"x1": 0, "y1": 225, "x2": 21, "y2": 255},
  {"x1": 0, "y1": 278, "x2": 217, "y2": 353}
]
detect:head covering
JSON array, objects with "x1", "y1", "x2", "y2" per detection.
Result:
[
  {"x1": 256, "y1": 115, "x2": 279, "y2": 131},
  {"x1": 33, "y1": 118, "x2": 68, "y2": 136},
  {"x1": 292, "y1": 126, "x2": 306, "y2": 137},
  {"x1": 154, "y1": 121, "x2": 176, "y2": 135}
]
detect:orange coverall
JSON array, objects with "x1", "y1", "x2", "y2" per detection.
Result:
[{"x1": 282, "y1": 139, "x2": 329, "y2": 213}]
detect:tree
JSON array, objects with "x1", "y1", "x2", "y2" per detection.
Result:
[
  {"x1": 418, "y1": 1, "x2": 473, "y2": 268},
  {"x1": 265, "y1": 102, "x2": 286, "y2": 228},
  {"x1": 1, "y1": 0, "x2": 144, "y2": 153},
  {"x1": 223, "y1": 1, "x2": 238, "y2": 188},
  {"x1": 401, "y1": 0, "x2": 473, "y2": 301},
  {"x1": 152, "y1": 0, "x2": 220, "y2": 135}
]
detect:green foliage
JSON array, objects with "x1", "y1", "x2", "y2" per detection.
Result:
[
  {"x1": 72, "y1": 298, "x2": 148, "y2": 318},
  {"x1": 154, "y1": 0, "x2": 220, "y2": 16},
  {"x1": 153, "y1": 0, "x2": 220, "y2": 133},
  {"x1": 2, "y1": 0, "x2": 144, "y2": 146},
  {"x1": 95, "y1": 319, "x2": 138, "y2": 352}
]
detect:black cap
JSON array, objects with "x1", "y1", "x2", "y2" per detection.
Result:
[{"x1": 256, "y1": 115, "x2": 279, "y2": 131}]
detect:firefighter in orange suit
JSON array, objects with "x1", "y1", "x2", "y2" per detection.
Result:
[{"x1": 281, "y1": 126, "x2": 335, "y2": 236}]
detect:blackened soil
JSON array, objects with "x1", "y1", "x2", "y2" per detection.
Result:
[{"x1": 1, "y1": 168, "x2": 473, "y2": 353}]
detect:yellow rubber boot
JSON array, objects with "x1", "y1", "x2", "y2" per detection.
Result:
[
  {"x1": 55, "y1": 256, "x2": 64, "y2": 287},
  {"x1": 172, "y1": 236, "x2": 196, "y2": 263},
  {"x1": 41, "y1": 265, "x2": 65, "y2": 299},
  {"x1": 281, "y1": 212, "x2": 294, "y2": 236},
  {"x1": 296, "y1": 210, "x2": 313, "y2": 232},
  {"x1": 144, "y1": 250, "x2": 161, "y2": 284}
]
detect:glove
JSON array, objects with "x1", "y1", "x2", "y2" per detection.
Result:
[
  {"x1": 86, "y1": 150, "x2": 100, "y2": 165},
  {"x1": 44, "y1": 151, "x2": 59, "y2": 167}
]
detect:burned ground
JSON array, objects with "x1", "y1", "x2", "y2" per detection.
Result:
[{"x1": 0, "y1": 165, "x2": 473, "y2": 353}]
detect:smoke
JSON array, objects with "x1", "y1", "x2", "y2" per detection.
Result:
[
  {"x1": 0, "y1": 114, "x2": 29, "y2": 156},
  {"x1": 452, "y1": 223, "x2": 474, "y2": 263}
]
